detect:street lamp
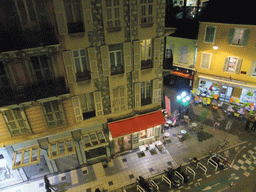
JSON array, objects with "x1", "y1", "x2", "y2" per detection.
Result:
[{"x1": 177, "y1": 91, "x2": 190, "y2": 107}]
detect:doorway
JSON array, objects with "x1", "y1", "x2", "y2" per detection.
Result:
[
  {"x1": 220, "y1": 86, "x2": 233, "y2": 102},
  {"x1": 114, "y1": 135, "x2": 131, "y2": 153}
]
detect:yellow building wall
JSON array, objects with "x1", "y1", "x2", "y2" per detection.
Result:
[{"x1": 196, "y1": 22, "x2": 256, "y2": 85}]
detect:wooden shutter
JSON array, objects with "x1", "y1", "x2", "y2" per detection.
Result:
[
  {"x1": 112, "y1": 88, "x2": 120, "y2": 112},
  {"x1": 119, "y1": 86, "x2": 126, "y2": 111},
  {"x1": 201, "y1": 53, "x2": 211, "y2": 69},
  {"x1": 235, "y1": 59, "x2": 242, "y2": 74},
  {"x1": 123, "y1": 42, "x2": 132, "y2": 73},
  {"x1": 134, "y1": 83, "x2": 141, "y2": 108},
  {"x1": 154, "y1": 38, "x2": 161, "y2": 68},
  {"x1": 152, "y1": 79, "x2": 160, "y2": 104},
  {"x1": 20, "y1": 109, "x2": 31, "y2": 132},
  {"x1": 81, "y1": 0, "x2": 94, "y2": 31},
  {"x1": 133, "y1": 41, "x2": 141, "y2": 71},
  {"x1": 57, "y1": 100, "x2": 67, "y2": 125},
  {"x1": 93, "y1": 91, "x2": 104, "y2": 116},
  {"x1": 88, "y1": 47, "x2": 99, "y2": 79},
  {"x1": 53, "y1": 0, "x2": 68, "y2": 35},
  {"x1": 248, "y1": 60, "x2": 256, "y2": 76},
  {"x1": 242, "y1": 29, "x2": 250, "y2": 45},
  {"x1": 100, "y1": 45, "x2": 110, "y2": 77},
  {"x1": 228, "y1": 28, "x2": 235, "y2": 44},
  {"x1": 223, "y1": 57, "x2": 229, "y2": 71},
  {"x1": 62, "y1": 51, "x2": 76, "y2": 83},
  {"x1": 71, "y1": 96, "x2": 83, "y2": 122}
]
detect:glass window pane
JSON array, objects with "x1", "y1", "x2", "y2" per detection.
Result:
[
  {"x1": 26, "y1": 0, "x2": 37, "y2": 27},
  {"x1": 10, "y1": 122, "x2": 17, "y2": 130},
  {"x1": 107, "y1": 9, "x2": 112, "y2": 19},
  {"x1": 114, "y1": 8, "x2": 119, "y2": 19},
  {"x1": 31, "y1": 148, "x2": 39, "y2": 162},
  {"x1": 47, "y1": 114, "x2": 54, "y2": 121},
  {"x1": 90, "y1": 133, "x2": 97, "y2": 141},
  {"x1": 148, "y1": 5, "x2": 152, "y2": 15},
  {"x1": 80, "y1": 49, "x2": 85, "y2": 56},
  {"x1": 74, "y1": 2, "x2": 82, "y2": 22},
  {"x1": 51, "y1": 101, "x2": 59, "y2": 112},
  {"x1": 74, "y1": 58, "x2": 81, "y2": 72},
  {"x1": 115, "y1": 20, "x2": 120, "y2": 27},
  {"x1": 5, "y1": 110, "x2": 14, "y2": 121},
  {"x1": 17, "y1": 120, "x2": 25, "y2": 128},
  {"x1": 66, "y1": 140, "x2": 73, "y2": 152},
  {"x1": 44, "y1": 69, "x2": 51, "y2": 79},
  {"x1": 31, "y1": 56, "x2": 40, "y2": 69},
  {"x1": 141, "y1": 5, "x2": 146, "y2": 16},
  {"x1": 55, "y1": 112, "x2": 61, "y2": 120},
  {"x1": 81, "y1": 57, "x2": 87, "y2": 70},
  {"x1": 84, "y1": 135, "x2": 90, "y2": 143},
  {"x1": 64, "y1": 2, "x2": 73, "y2": 23},
  {"x1": 73, "y1": 50, "x2": 79, "y2": 57},
  {"x1": 39, "y1": 55, "x2": 48, "y2": 68},
  {"x1": 15, "y1": 152, "x2": 22, "y2": 166},
  {"x1": 13, "y1": 109, "x2": 22, "y2": 119},
  {"x1": 110, "y1": 52, "x2": 115, "y2": 66},
  {"x1": 59, "y1": 142, "x2": 65, "y2": 155},
  {"x1": 86, "y1": 92, "x2": 95, "y2": 110},
  {"x1": 116, "y1": 51, "x2": 121, "y2": 64},
  {"x1": 114, "y1": 0, "x2": 119, "y2": 6},
  {"x1": 44, "y1": 102, "x2": 52, "y2": 113},
  {"x1": 107, "y1": 21, "x2": 113, "y2": 28},
  {"x1": 16, "y1": 0, "x2": 28, "y2": 26},
  {"x1": 51, "y1": 143, "x2": 57, "y2": 156},
  {"x1": 105, "y1": 0, "x2": 112, "y2": 7}
]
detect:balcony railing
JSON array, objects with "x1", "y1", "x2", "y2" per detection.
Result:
[
  {"x1": 76, "y1": 70, "x2": 91, "y2": 82},
  {"x1": 111, "y1": 65, "x2": 124, "y2": 75},
  {"x1": 141, "y1": 59, "x2": 153, "y2": 70},
  {"x1": 0, "y1": 77, "x2": 70, "y2": 107}
]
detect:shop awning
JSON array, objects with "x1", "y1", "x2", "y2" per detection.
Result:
[
  {"x1": 172, "y1": 71, "x2": 194, "y2": 79},
  {"x1": 108, "y1": 110, "x2": 165, "y2": 138}
]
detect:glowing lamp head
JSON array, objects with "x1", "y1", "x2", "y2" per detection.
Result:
[
  {"x1": 186, "y1": 96, "x2": 190, "y2": 101},
  {"x1": 181, "y1": 92, "x2": 186, "y2": 97},
  {"x1": 177, "y1": 95, "x2": 181, "y2": 100},
  {"x1": 182, "y1": 98, "x2": 186, "y2": 103}
]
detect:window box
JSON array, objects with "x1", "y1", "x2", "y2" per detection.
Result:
[
  {"x1": 140, "y1": 22, "x2": 154, "y2": 28},
  {"x1": 141, "y1": 59, "x2": 153, "y2": 70},
  {"x1": 107, "y1": 27, "x2": 122, "y2": 33}
]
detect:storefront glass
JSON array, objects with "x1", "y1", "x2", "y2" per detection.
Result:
[
  {"x1": 139, "y1": 128, "x2": 153, "y2": 139},
  {"x1": 198, "y1": 80, "x2": 220, "y2": 97},
  {"x1": 240, "y1": 89, "x2": 256, "y2": 105}
]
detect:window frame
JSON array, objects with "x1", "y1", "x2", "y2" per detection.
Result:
[
  {"x1": 140, "y1": 39, "x2": 152, "y2": 61},
  {"x1": 232, "y1": 28, "x2": 246, "y2": 45},
  {"x1": 204, "y1": 26, "x2": 216, "y2": 44},
  {"x1": 105, "y1": 0, "x2": 121, "y2": 28},
  {"x1": 200, "y1": 52, "x2": 212, "y2": 69},
  {"x1": 138, "y1": 127, "x2": 154, "y2": 140},
  {"x1": 140, "y1": 0, "x2": 153, "y2": 25},
  {"x1": 112, "y1": 86, "x2": 126, "y2": 112},
  {"x1": 30, "y1": 54, "x2": 52, "y2": 81},
  {"x1": 14, "y1": 0, "x2": 39, "y2": 30},
  {"x1": 224, "y1": 56, "x2": 241, "y2": 73},
  {"x1": 81, "y1": 131, "x2": 107, "y2": 151}
]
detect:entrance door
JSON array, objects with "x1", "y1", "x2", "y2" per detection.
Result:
[
  {"x1": 114, "y1": 135, "x2": 131, "y2": 153},
  {"x1": 220, "y1": 86, "x2": 233, "y2": 102}
]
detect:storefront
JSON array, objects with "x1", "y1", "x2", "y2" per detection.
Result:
[
  {"x1": 108, "y1": 110, "x2": 165, "y2": 154},
  {"x1": 197, "y1": 75, "x2": 256, "y2": 104}
]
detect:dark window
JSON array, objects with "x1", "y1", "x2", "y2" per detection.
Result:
[
  {"x1": 30, "y1": 55, "x2": 51, "y2": 81},
  {"x1": 141, "y1": 81, "x2": 151, "y2": 106}
]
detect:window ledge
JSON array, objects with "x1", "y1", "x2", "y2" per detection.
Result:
[
  {"x1": 140, "y1": 23, "x2": 154, "y2": 28},
  {"x1": 69, "y1": 32, "x2": 85, "y2": 38},
  {"x1": 231, "y1": 44, "x2": 243, "y2": 47},
  {"x1": 107, "y1": 27, "x2": 122, "y2": 33}
]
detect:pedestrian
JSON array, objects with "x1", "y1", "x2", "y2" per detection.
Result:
[
  {"x1": 44, "y1": 175, "x2": 56, "y2": 192},
  {"x1": 95, "y1": 188, "x2": 101, "y2": 192}
]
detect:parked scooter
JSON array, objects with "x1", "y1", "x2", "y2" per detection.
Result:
[
  {"x1": 137, "y1": 176, "x2": 153, "y2": 192},
  {"x1": 210, "y1": 153, "x2": 229, "y2": 169},
  {"x1": 164, "y1": 167, "x2": 180, "y2": 187}
]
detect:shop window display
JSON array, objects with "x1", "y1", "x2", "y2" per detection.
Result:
[
  {"x1": 139, "y1": 128, "x2": 153, "y2": 140},
  {"x1": 198, "y1": 80, "x2": 220, "y2": 97}
]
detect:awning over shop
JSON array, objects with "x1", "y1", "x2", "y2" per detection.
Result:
[
  {"x1": 108, "y1": 110, "x2": 165, "y2": 138},
  {"x1": 172, "y1": 71, "x2": 194, "y2": 79}
]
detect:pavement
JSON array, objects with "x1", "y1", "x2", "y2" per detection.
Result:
[{"x1": 1, "y1": 86, "x2": 254, "y2": 192}]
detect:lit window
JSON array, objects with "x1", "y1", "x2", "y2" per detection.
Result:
[
  {"x1": 13, "y1": 147, "x2": 40, "y2": 169},
  {"x1": 223, "y1": 57, "x2": 242, "y2": 74},
  {"x1": 48, "y1": 138, "x2": 75, "y2": 159},
  {"x1": 81, "y1": 131, "x2": 107, "y2": 150},
  {"x1": 139, "y1": 128, "x2": 153, "y2": 140}
]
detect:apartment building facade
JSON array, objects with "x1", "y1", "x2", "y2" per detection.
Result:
[{"x1": 0, "y1": 0, "x2": 174, "y2": 187}]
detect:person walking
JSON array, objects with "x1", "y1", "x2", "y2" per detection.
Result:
[{"x1": 44, "y1": 175, "x2": 56, "y2": 192}]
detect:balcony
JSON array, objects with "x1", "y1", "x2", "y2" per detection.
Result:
[
  {"x1": 76, "y1": 70, "x2": 91, "y2": 82},
  {"x1": 111, "y1": 65, "x2": 124, "y2": 75},
  {"x1": 0, "y1": 77, "x2": 70, "y2": 107},
  {"x1": 141, "y1": 59, "x2": 153, "y2": 70}
]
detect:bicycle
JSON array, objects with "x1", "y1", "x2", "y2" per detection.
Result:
[{"x1": 216, "y1": 139, "x2": 229, "y2": 151}]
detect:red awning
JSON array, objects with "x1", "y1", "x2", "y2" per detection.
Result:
[
  {"x1": 108, "y1": 110, "x2": 165, "y2": 138},
  {"x1": 172, "y1": 71, "x2": 194, "y2": 79}
]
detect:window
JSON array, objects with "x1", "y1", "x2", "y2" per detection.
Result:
[
  {"x1": 109, "y1": 44, "x2": 123, "y2": 75},
  {"x1": 223, "y1": 57, "x2": 242, "y2": 74},
  {"x1": 0, "y1": 61, "x2": 10, "y2": 88},
  {"x1": 48, "y1": 138, "x2": 75, "y2": 159},
  {"x1": 13, "y1": 147, "x2": 40, "y2": 169},
  {"x1": 141, "y1": 39, "x2": 152, "y2": 69},
  {"x1": 81, "y1": 131, "x2": 107, "y2": 149},
  {"x1": 228, "y1": 28, "x2": 249, "y2": 46},
  {"x1": 200, "y1": 52, "x2": 212, "y2": 69},
  {"x1": 64, "y1": 0, "x2": 84, "y2": 34},
  {"x1": 79, "y1": 92, "x2": 95, "y2": 119},
  {"x1": 141, "y1": 81, "x2": 152, "y2": 106},
  {"x1": 105, "y1": 0, "x2": 121, "y2": 29},
  {"x1": 15, "y1": 0, "x2": 39, "y2": 30},
  {"x1": 140, "y1": 0, "x2": 153, "y2": 24},
  {"x1": 204, "y1": 26, "x2": 216, "y2": 43},
  {"x1": 2, "y1": 108, "x2": 31, "y2": 136},
  {"x1": 30, "y1": 55, "x2": 51, "y2": 81},
  {"x1": 72, "y1": 49, "x2": 90, "y2": 81},
  {"x1": 139, "y1": 128, "x2": 153, "y2": 140},
  {"x1": 42, "y1": 100, "x2": 66, "y2": 127},
  {"x1": 112, "y1": 86, "x2": 126, "y2": 112},
  {"x1": 165, "y1": 45, "x2": 173, "y2": 59},
  {"x1": 179, "y1": 46, "x2": 188, "y2": 63},
  {"x1": 249, "y1": 60, "x2": 256, "y2": 77}
]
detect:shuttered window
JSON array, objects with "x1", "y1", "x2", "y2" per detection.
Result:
[
  {"x1": 134, "y1": 41, "x2": 141, "y2": 71},
  {"x1": 223, "y1": 57, "x2": 242, "y2": 74},
  {"x1": 200, "y1": 52, "x2": 212, "y2": 69},
  {"x1": 228, "y1": 28, "x2": 249, "y2": 46},
  {"x1": 42, "y1": 100, "x2": 66, "y2": 127},
  {"x1": 152, "y1": 79, "x2": 161, "y2": 104},
  {"x1": 204, "y1": 26, "x2": 216, "y2": 43},
  {"x1": 123, "y1": 42, "x2": 132, "y2": 73},
  {"x1": 140, "y1": 0, "x2": 153, "y2": 24},
  {"x1": 2, "y1": 108, "x2": 31, "y2": 136},
  {"x1": 111, "y1": 86, "x2": 126, "y2": 112},
  {"x1": 141, "y1": 81, "x2": 152, "y2": 106},
  {"x1": 93, "y1": 92, "x2": 104, "y2": 116},
  {"x1": 134, "y1": 83, "x2": 141, "y2": 108},
  {"x1": 72, "y1": 49, "x2": 90, "y2": 81},
  {"x1": 109, "y1": 44, "x2": 123, "y2": 75},
  {"x1": 30, "y1": 55, "x2": 52, "y2": 81},
  {"x1": 105, "y1": 0, "x2": 121, "y2": 28},
  {"x1": 248, "y1": 60, "x2": 256, "y2": 77}
]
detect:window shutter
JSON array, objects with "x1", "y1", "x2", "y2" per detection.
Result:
[
  {"x1": 200, "y1": 53, "x2": 211, "y2": 69},
  {"x1": 228, "y1": 28, "x2": 235, "y2": 44},
  {"x1": 152, "y1": 79, "x2": 160, "y2": 104},
  {"x1": 123, "y1": 42, "x2": 132, "y2": 73},
  {"x1": 223, "y1": 57, "x2": 229, "y2": 71},
  {"x1": 93, "y1": 91, "x2": 104, "y2": 116},
  {"x1": 248, "y1": 60, "x2": 256, "y2": 76},
  {"x1": 71, "y1": 96, "x2": 83, "y2": 122},
  {"x1": 53, "y1": 0, "x2": 68, "y2": 35},
  {"x1": 134, "y1": 83, "x2": 141, "y2": 108},
  {"x1": 112, "y1": 88, "x2": 120, "y2": 112},
  {"x1": 100, "y1": 45, "x2": 110, "y2": 77},
  {"x1": 242, "y1": 29, "x2": 250, "y2": 45},
  {"x1": 20, "y1": 109, "x2": 31, "y2": 131},
  {"x1": 119, "y1": 86, "x2": 126, "y2": 111},
  {"x1": 2, "y1": 112, "x2": 13, "y2": 136},
  {"x1": 154, "y1": 38, "x2": 161, "y2": 68},
  {"x1": 62, "y1": 51, "x2": 76, "y2": 83},
  {"x1": 57, "y1": 100, "x2": 67, "y2": 125},
  {"x1": 133, "y1": 41, "x2": 141, "y2": 71},
  {"x1": 81, "y1": 0, "x2": 94, "y2": 31},
  {"x1": 88, "y1": 47, "x2": 99, "y2": 79},
  {"x1": 154, "y1": 127, "x2": 160, "y2": 137},
  {"x1": 235, "y1": 59, "x2": 242, "y2": 74}
]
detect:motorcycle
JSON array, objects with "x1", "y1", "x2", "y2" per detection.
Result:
[{"x1": 137, "y1": 176, "x2": 153, "y2": 192}]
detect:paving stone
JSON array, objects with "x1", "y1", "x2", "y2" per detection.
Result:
[
  {"x1": 248, "y1": 166, "x2": 255, "y2": 171},
  {"x1": 248, "y1": 150, "x2": 254, "y2": 154},
  {"x1": 245, "y1": 160, "x2": 252, "y2": 165},
  {"x1": 237, "y1": 159, "x2": 244, "y2": 164},
  {"x1": 232, "y1": 164, "x2": 239, "y2": 170},
  {"x1": 244, "y1": 171, "x2": 250, "y2": 177},
  {"x1": 241, "y1": 165, "x2": 247, "y2": 170}
]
